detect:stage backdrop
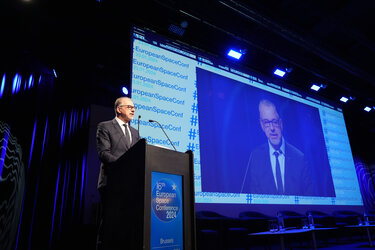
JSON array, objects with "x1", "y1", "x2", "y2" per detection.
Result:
[{"x1": 130, "y1": 25, "x2": 363, "y2": 215}]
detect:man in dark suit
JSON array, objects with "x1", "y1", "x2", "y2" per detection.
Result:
[
  {"x1": 241, "y1": 99, "x2": 314, "y2": 196},
  {"x1": 96, "y1": 96, "x2": 140, "y2": 250}
]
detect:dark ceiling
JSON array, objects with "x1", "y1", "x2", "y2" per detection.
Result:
[
  {"x1": 136, "y1": 0, "x2": 375, "y2": 106},
  {"x1": 3, "y1": 0, "x2": 375, "y2": 97},
  {"x1": 2, "y1": 0, "x2": 375, "y2": 145}
]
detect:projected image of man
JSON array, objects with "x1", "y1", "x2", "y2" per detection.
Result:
[{"x1": 241, "y1": 99, "x2": 314, "y2": 196}]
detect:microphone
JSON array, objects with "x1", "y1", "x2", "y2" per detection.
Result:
[
  {"x1": 149, "y1": 119, "x2": 177, "y2": 151},
  {"x1": 137, "y1": 115, "x2": 141, "y2": 132}
]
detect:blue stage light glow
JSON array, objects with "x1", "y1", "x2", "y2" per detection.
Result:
[
  {"x1": 80, "y1": 153, "x2": 87, "y2": 213},
  {"x1": 0, "y1": 74, "x2": 5, "y2": 98},
  {"x1": 340, "y1": 97, "x2": 349, "y2": 103},
  {"x1": 60, "y1": 113, "x2": 66, "y2": 147},
  {"x1": 28, "y1": 74, "x2": 34, "y2": 88},
  {"x1": 168, "y1": 24, "x2": 185, "y2": 36},
  {"x1": 180, "y1": 20, "x2": 188, "y2": 29},
  {"x1": 28, "y1": 120, "x2": 37, "y2": 171},
  {"x1": 364, "y1": 106, "x2": 372, "y2": 112},
  {"x1": 42, "y1": 117, "x2": 48, "y2": 157},
  {"x1": 0, "y1": 123, "x2": 9, "y2": 178},
  {"x1": 122, "y1": 86, "x2": 129, "y2": 95},
  {"x1": 310, "y1": 84, "x2": 321, "y2": 91},
  {"x1": 12, "y1": 73, "x2": 21, "y2": 94},
  {"x1": 273, "y1": 69, "x2": 286, "y2": 77},
  {"x1": 50, "y1": 164, "x2": 61, "y2": 248},
  {"x1": 69, "y1": 111, "x2": 73, "y2": 137},
  {"x1": 227, "y1": 49, "x2": 243, "y2": 60}
]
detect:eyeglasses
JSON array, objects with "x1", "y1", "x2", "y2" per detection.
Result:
[
  {"x1": 120, "y1": 105, "x2": 136, "y2": 110},
  {"x1": 261, "y1": 119, "x2": 280, "y2": 128}
]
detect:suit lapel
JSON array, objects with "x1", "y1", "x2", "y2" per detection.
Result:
[
  {"x1": 111, "y1": 119, "x2": 128, "y2": 148},
  {"x1": 283, "y1": 142, "x2": 293, "y2": 194},
  {"x1": 129, "y1": 125, "x2": 137, "y2": 147},
  {"x1": 265, "y1": 154, "x2": 278, "y2": 193},
  {"x1": 260, "y1": 145, "x2": 278, "y2": 194}
]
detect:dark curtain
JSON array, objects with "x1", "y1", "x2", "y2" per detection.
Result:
[{"x1": 0, "y1": 71, "x2": 92, "y2": 250}]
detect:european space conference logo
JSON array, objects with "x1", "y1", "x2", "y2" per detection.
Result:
[{"x1": 151, "y1": 172, "x2": 183, "y2": 250}]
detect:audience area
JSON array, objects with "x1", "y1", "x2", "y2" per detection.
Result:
[{"x1": 196, "y1": 210, "x2": 375, "y2": 249}]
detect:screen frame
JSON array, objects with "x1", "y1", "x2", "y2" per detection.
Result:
[{"x1": 130, "y1": 24, "x2": 365, "y2": 217}]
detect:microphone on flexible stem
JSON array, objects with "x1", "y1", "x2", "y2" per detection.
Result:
[
  {"x1": 137, "y1": 115, "x2": 141, "y2": 132},
  {"x1": 149, "y1": 119, "x2": 177, "y2": 151}
]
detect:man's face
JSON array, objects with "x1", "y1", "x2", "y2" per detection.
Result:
[
  {"x1": 259, "y1": 103, "x2": 283, "y2": 149},
  {"x1": 117, "y1": 98, "x2": 135, "y2": 123}
]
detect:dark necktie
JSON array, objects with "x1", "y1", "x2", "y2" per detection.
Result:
[
  {"x1": 124, "y1": 123, "x2": 131, "y2": 147},
  {"x1": 274, "y1": 151, "x2": 283, "y2": 194}
]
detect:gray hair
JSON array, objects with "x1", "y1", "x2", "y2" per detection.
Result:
[
  {"x1": 114, "y1": 97, "x2": 131, "y2": 115},
  {"x1": 258, "y1": 99, "x2": 279, "y2": 118}
]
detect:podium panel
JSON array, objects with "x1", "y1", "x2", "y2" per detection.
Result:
[
  {"x1": 104, "y1": 139, "x2": 196, "y2": 250},
  {"x1": 150, "y1": 171, "x2": 184, "y2": 248}
]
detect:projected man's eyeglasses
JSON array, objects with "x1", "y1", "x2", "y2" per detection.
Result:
[
  {"x1": 261, "y1": 119, "x2": 280, "y2": 127},
  {"x1": 120, "y1": 105, "x2": 136, "y2": 110}
]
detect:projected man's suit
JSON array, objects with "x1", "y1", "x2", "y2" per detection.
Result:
[
  {"x1": 241, "y1": 141, "x2": 314, "y2": 195},
  {"x1": 241, "y1": 99, "x2": 314, "y2": 196}
]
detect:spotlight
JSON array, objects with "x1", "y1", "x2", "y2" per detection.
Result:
[
  {"x1": 285, "y1": 67, "x2": 293, "y2": 73},
  {"x1": 28, "y1": 74, "x2": 34, "y2": 88},
  {"x1": 364, "y1": 106, "x2": 372, "y2": 112},
  {"x1": 340, "y1": 97, "x2": 349, "y2": 103},
  {"x1": 310, "y1": 84, "x2": 321, "y2": 91},
  {"x1": 0, "y1": 73, "x2": 5, "y2": 98},
  {"x1": 180, "y1": 20, "x2": 188, "y2": 29},
  {"x1": 122, "y1": 86, "x2": 129, "y2": 95},
  {"x1": 227, "y1": 49, "x2": 244, "y2": 60},
  {"x1": 273, "y1": 69, "x2": 286, "y2": 77},
  {"x1": 12, "y1": 73, "x2": 21, "y2": 94},
  {"x1": 53, "y1": 69, "x2": 57, "y2": 78},
  {"x1": 310, "y1": 83, "x2": 326, "y2": 91},
  {"x1": 168, "y1": 24, "x2": 185, "y2": 36}
]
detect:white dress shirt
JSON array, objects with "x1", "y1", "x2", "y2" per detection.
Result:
[
  {"x1": 115, "y1": 117, "x2": 132, "y2": 144},
  {"x1": 268, "y1": 138, "x2": 285, "y2": 190}
]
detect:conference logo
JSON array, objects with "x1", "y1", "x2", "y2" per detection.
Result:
[{"x1": 151, "y1": 178, "x2": 181, "y2": 222}]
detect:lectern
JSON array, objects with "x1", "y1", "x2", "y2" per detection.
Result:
[{"x1": 103, "y1": 138, "x2": 196, "y2": 250}]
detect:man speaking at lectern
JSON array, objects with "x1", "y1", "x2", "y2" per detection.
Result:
[
  {"x1": 96, "y1": 96, "x2": 140, "y2": 250},
  {"x1": 241, "y1": 99, "x2": 314, "y2": 196}
]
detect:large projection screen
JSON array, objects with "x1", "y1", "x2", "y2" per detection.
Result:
[{"x1": 130, "y1": 26, "x2": 363, "y2": 215}]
